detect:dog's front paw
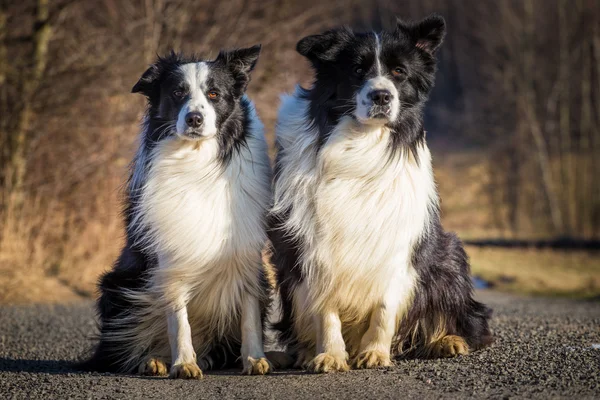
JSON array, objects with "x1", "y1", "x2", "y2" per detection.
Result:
[
  {"x1": 306, "y1": 352, "x2": 349, "y2": 373},
  {"x1": 169, "y1": 362, "x2": 203, "y2": 379},
  {"x1": 352, "y1": 350, "x2": 392, "y2": 369},
  {"x1": 438, "y1": 335, "x2": 469, "y2": 357},
  {"x1": 138, "y1": 357, "x2": 168, "y2": 377},
  {"x1": 242, "y1": 356, "x2": 272, "y2": 375}
]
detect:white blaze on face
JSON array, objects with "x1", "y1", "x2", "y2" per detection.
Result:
[
  {"x1": 176, "y1": 62, "x2": 218, "y2": 138},
  {"x1": 354, "y1": 33, "x2": 400, "y2": 125}
]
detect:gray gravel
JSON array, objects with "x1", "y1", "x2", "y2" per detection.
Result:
[{"x1": 1, "y1": 291, "x2": 599, "y2": 399}]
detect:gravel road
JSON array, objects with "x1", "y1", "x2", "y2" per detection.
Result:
[{"x1": 1, "y1": 291, "x2": 599, "y2": 399}]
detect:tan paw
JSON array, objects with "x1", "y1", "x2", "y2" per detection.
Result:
[
  {"x1": 169, "y1": 362, "x2": 203, "y2": 379},
  {"x1": 242, "y1": 356, "x2": 272, "y2": 375},
  {"x1": 138, "y1": 357, "x2": 168, "y2": 377},
  {"x1": 438, "y1": 335, "x2": 470, "y2": 357},
  {"x1": 306, "y1": 352, "x2": 349, "y2": 373},
  {"x1": 352, "y1": 350, "x2": 392, "y2": 369}
]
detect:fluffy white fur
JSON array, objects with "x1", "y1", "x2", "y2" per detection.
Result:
[
  {"x1": 272, "y1": 89, "x2": 438, "y2": 368},
  {"x1": 107, "y1": 98, "x2": 272, "y2": 374}
]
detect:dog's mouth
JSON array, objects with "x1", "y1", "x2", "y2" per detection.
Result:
[
  {"x1": 366, "y1": 106, "x2": 392, "y2": 120},
  {"x1": 180, "y1": 129, "x2": 204, "y2": 140}
]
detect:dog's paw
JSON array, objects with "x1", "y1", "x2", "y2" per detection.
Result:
[
  {"x1": 242, "y1": 356, "x2": 272, "y2": 375},
  {"x1": 352, "y1": 350, "x2": 392, "y2": 369},
  {"x1": 169, "y1": 362, "x2": 203, "y2": 379},
  {"x1": 438, "y1": 335, "x2": 470, "y2": 357},
  {"x1": 138, "y1": 357, "x2": 168, "y2": 377},
  {"x1": 306, "y1": 352, "x2": 349, "y2": 373}
]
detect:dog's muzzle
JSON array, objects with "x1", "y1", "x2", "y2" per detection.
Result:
[
  {"x1": 366, "y1": 89, "x2": 393, "y2": 119},
  {"x1": 183, "y1": 111, "x2": 204, "y2": 137}
]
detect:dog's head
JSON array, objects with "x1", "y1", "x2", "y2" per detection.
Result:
[
  {"x1": 298, "y1": 15, "x2": 445, "y2": 136},
  {"x1": 132, "y1": 46, "x2": 261, "y2": 141}
]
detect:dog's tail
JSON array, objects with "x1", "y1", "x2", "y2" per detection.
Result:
[
  {"x1": 75, "y1": 246, "x2": 153, "y2": 373},
  {"x1": 75, "y1": 337, "x2": 124, "y2": 372}
]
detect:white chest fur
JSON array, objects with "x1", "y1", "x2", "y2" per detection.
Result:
[
  {"x1": 274, "y1": 94, "x2": 437, "y2": 318},
  {"x1": 315, "y1": 119, "x2": 436, "y2": 311},
  {"x1": 134, "y1": 133, "x2": 271, "y2": 272}
]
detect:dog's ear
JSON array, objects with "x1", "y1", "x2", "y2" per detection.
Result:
[
  {"x1": 297, "y1": 28, "x2": 351, "y2": 64},
  {"x1": 131, "y1": 64, "x2": 161, "y2": 96},
  {"x1": 217, "y1": 45, "x2": 262, "y2": 75},
  {"x1": 216, "y1": 45, "x2": 262, "y2": 94},
  {"x1": 396, "y1": 14, "x2": 446, "y2": 55}
]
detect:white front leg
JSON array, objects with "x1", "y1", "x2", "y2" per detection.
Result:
[
  {"x1": 352, "y1": 300, "x2": 397, "y2": 368},
  {"x1": 307, "y1": 310, "x2": 350, "y2": 373},
  {"x1": 166, "y1": 302, "x2": 203, "y2": 379},
  {"x1": 240, "y1": 293, "x2": 271, "y2": 375},
  {"x1": 167, "y1": 305, "x2": 196, "y2": 366},
  {"x1": 353, "y1": 269, "x2": 410, "y2": 369},
  {"x1": 159, "y1": 253, "x2": 203, "y2": 379}
]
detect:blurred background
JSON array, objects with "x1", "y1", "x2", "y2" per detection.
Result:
[{"x1": 0, "y1": 0, "x2": 598, "y2": 303}]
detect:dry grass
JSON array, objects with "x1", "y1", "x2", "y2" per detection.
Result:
[
  {"x1": 467, "y1": 246, "x2": 600, "y2": 298},
  {"x1": 1, "y1": 149, "x2": 598, "y2": 304}
]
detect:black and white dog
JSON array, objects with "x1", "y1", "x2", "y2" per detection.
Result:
[
  {"x1": 79, "y1": 46, "x2": 273, "y2": 378},
  {"x1": 269, "y1": 15, "x2": 493, "y2": 373}
]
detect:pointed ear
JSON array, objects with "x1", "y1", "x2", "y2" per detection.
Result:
[
  {"x1": 297, "y1": 28, "x2": 351, "y2": 63},
  {"x1": 215, "y1": 45, "x2": 262, "y2": 95},
  {"x1": 397, "y1": 14, "x2": 446, "y2": 55},
  {"x1": 216, "y1": 44, "x2": 262, "y2": 75},
  {"x1": 131, "y1": 64, "x2": 160, "y2": 95}
]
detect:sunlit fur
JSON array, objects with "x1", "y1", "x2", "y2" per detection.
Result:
[
  {"x1": 79, "y1": 48, "x2": 273, "y2": 375},
  {"x1": 272, "y1": 93, "x2": 434, "y2": 359},
  {"x1": 269, "y1": 15, "x2": 493, "y2": 371},
  {"x1": 109, "y1": 113, "x2": 271, "y2": 372}
]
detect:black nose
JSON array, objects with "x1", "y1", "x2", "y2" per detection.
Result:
[
  {"x1": 185, "y1": 112, "x2": 204, "y2": 128},
  {"x1": 369, "y1": 90, "x2": 392, "y2": 106}
]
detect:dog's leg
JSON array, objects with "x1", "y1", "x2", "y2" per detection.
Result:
[
  {"x1": 306, "y1": 310, "x2": 349, "y2": 373},
  {"x1": 353, "y1": 300, "x2": 398, "y2": 369},
  {"x1": 167, "y1": 303, "x2": 203, "y2": 379},
  {"x1": 241, "y1": 293, "x2": 271, "y2": 375}
]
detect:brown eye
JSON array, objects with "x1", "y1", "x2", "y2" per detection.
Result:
[
  {"x1": 208, "y1": 91, "x2": 219, "y2": 100},
  {"x1": 173, "y1": 90, "x2": 185, "y2": 98},
  {"x1": 392, "y1": 67, "x2": 406, "y2": 77},
  {"x1": 354, "y1": 66, "x2": 364, "y2": 76}
]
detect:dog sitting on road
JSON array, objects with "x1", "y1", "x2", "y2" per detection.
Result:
[
  {"x1": 79, "y1": 46, "x2": 273, "y2": 378},
  {"x1": 269, "y1": 15, "x2": 493, "y2": 372}
]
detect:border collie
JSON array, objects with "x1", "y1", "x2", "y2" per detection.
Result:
[
  {"x1": 269, "y1": 15, "x2": 493, "y2": 373},
  {"x1": 79, "y1": 46, "x2": 273, "y2": 378}
]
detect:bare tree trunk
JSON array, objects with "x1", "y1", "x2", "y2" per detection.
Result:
[
  {"x1": 592, "y1": 0, "x2": 600, "y2": 238},
  {"x1": 0, "y1": 4, "x2": 8, "y2": 209},
  {"x1": 522, "y1": 0, "x2": 563, "y2": 234},
  {"x1": 3, "y1": 0, "x2": 52, "y2": 220},
  {"x1": 558, "y1": 1, "x2": 573, "y2": 236},
  {"x1": 143, "y1": 0, "x2": 164, "y2": 63}
]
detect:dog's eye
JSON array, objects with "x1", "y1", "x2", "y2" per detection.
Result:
[
  {"x1": 208, "y1": 91, "x2": 219, "y2": 100},
  {"x1": 173, "y1": 90, "x2": 185, "y2": 98},
  {"x1": 392, "y1": 67, "x2": 406, "y2": 78},
  {"x1": 353, "y1": 66, "x2": 364, "y2": 76}
]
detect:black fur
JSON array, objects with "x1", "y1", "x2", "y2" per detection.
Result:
[
  {"x1": 78, "y1": 47, "x2": 270, "y2": 373},
  {"x1": 269, "y1": 14, "x2": 493, "y2": 360}
]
